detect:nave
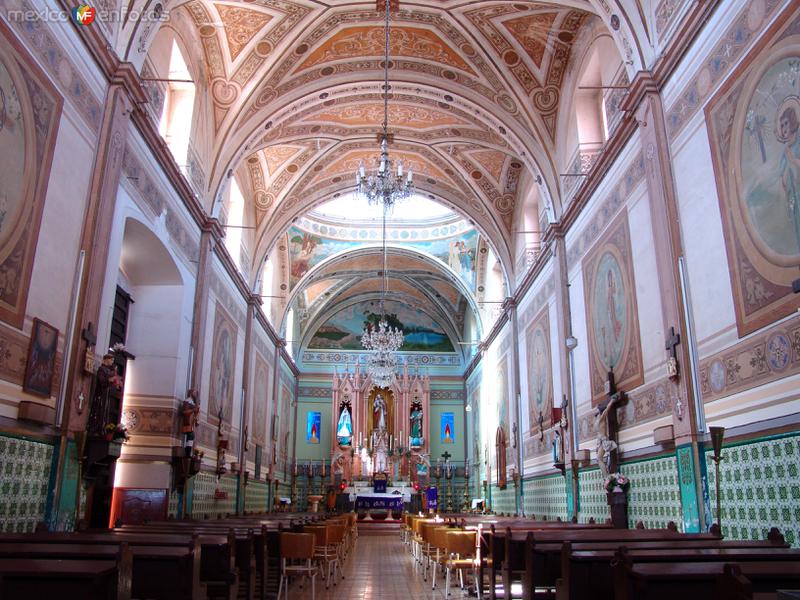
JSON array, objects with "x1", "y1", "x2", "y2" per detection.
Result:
[{"x1": 290, "y1": 532, "x2": 467, "y2": 600}]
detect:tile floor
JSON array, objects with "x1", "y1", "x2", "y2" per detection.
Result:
[{"x1": 286, "y1": 532, "x2": 480, "y2": 599}]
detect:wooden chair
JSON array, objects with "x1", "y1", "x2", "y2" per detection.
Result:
[
  {"x1": 277, "y1": 533, "x2": 318, "y2": 600},
  {"x1": 430, "y1": 526, "x2": 453, "y2": 591},
  {"x1": 445, "y1": 530, "x2": 480, "y2": 598},
  {"x1": 304, "y1": 525, "x2": 340, "y2": 589}
]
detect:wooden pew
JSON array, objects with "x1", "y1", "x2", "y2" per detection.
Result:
[
  {"x1": 0, "y1": 530, "x2": 236, "y2": 600},
  {"x1": 0, "y1": 541, "x2": 200, "y2": 599},
  {"x1": 0, "y1": 545, "x2": 132, "y2": 600},
  {"x1": 614, "y1": 558, "x2": 800, "y2": 600},
  {"x1": 520, "y1": 527, "x2": 723, "y2": 600},
  {"x1": 562, "y1": 545, "x2": 800, "y2": 600}
]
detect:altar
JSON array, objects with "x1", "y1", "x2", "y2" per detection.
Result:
[{"x1": 354, "y1": 493, "x2": 404, "y2": 512}]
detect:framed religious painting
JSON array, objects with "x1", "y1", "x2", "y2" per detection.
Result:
[
  {"x1": 706, "y1": 6, "x2": 800, "y2": 336},
  {"x1": 440, "y1": 412, "x2": 455, "y2": 444},
  {"x1": 0, "y1": 22, "x2": 63, "y2": 329},
  {"x1": 209, "y1": 302, "x2": 238, "y2": 423},
  {"x1": 582, "y1": 210, "x2": 643, "y2": 405},
  {"x1": 306, "y1": 411, "x2": 321, "y2": 444},
  {"x1": 525, "y1": 306, "x2": 554, "y2": 431},
  {"x1": 22, "y1": 318, "x2": 59, "y2": 397}
]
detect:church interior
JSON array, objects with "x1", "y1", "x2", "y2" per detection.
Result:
[{"x1": 1, "y1": 0, "x2": 800, "y2": 597}]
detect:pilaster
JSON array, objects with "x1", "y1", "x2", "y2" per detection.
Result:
[{"x1": 623, "y1": 72, "x2": 706, "y2": 531}]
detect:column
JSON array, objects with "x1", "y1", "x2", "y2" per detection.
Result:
[
  {"x1": 623, "y1": 73, "x2": 706, "y2": 532},
  {"x1": 50, "y1": 65, "x2": 142, "y2": 530},
  {"x1": 235, "y1": 296, "x2": 257, "y2": 514},
  {"x1": 552, "y1": 232, "x2": 579, "y2": 520},
  {"x1": 505, "y1": 297, "x2": 524, "y2": 516}
]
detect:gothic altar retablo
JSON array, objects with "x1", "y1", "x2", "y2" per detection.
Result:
[{"x1": 329, "y1": 362, "x2": 431, "y2": 488}]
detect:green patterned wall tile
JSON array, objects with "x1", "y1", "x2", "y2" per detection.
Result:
[
  {"x1": 577, "y1": 468, "x2": 610, "y2": 523},
  {"x1": 189, "y1": 472, "x2": 238, "y2": 518},
  {"x1": 621, "y1": 456, "x2": 682, "y2": 530},
  {"x1": 168, "y1": 488, "x2": 179, "y2": 518},
  {"x1": 245, "y1": 480, "x2": 268, "y2": 514},
  {"x1": 705, "y1": 434, "x2": 800, "y2": 547},
  {"x1": 523, "y1": 474, "x2": 567, "y2": 520},
  {"x1": 491, "y1": 485, "x2": 517, "y2": 515},
  {"x1": 0, "y1": 435, "x2": 54, "y2": 532}
]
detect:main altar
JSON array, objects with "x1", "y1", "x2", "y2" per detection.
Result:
[{"x1": 327, "y1": 362, "x2": 431, "y2": 494}]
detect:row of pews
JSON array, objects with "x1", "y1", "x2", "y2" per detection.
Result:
[
  {"x1": 0, "y1": 512, "x2": 327, "y2": 599},
  {"x1": 406, "y1": 513, "x2": 800, "y2": 599}
]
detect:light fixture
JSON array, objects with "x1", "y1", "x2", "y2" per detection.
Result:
[
  {"x1": 354, "y1": 0, "x2": 413, "y2": 210},
  {"x1": 361, "y1": 200, "x2": 404, "y2": 387}
]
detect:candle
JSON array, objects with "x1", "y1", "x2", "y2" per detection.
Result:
[{"x1": 322, "y1": 460, "x2": 326, "y2": 477}]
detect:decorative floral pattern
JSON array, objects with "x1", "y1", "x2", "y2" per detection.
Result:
[
  {"x1": 523, "y1": 474, "x2": 567, "y2": 520},
  {"x1": 706, "y1": 435, "x2": 800, "y2": 547},
  {"x1": 0, "y1": 435, "x2": 53, "y2": 532}
]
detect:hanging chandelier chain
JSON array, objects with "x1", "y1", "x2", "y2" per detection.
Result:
[
  {"x1": 359, "y1": 0, "x2": 407, "y2": 387},
  {"x1": 382, "y1": 0, "x2": 389, "y2": 136},
  {"x1": 354, "y1": 0, "x2": 413, "y2": 210}
]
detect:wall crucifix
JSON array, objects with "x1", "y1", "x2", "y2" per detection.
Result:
[{"x1": 665, "y1": 326, "x2": 681, "y2": 380}]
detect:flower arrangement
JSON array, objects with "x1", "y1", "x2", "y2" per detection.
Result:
[
  {"x1": 604, "y1": 472, "x2": 630, "y2": 493},
  {"x1": 104, "y1": 423, "x2": 130, "y2": 442}
]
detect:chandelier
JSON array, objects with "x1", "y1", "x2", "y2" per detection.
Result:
[
  {"x1": 354, "y1": 0, "x2": 413, "y2": 210},
  {"x1": 362, "y1": 198, "x2": 404, "y2": 386}
]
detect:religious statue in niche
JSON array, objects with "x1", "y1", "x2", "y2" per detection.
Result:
[
  {"x1": 409, "y1": 397, "x2": 423, "y2": 448},
  {"x1": 87, "y1": 353, "x2": 123, "y2": 436},
  {"x1": 495, "y1": 425, "x2": 507, "y2": 489},
  {"x1": 373, "y1": 393, "x2": 387, "y2": 430},
  {"x1": 337, "y1": 395, "x2": 353, "y2": 447},
  {"x1": 181, "y1": 388, "x2": 200, "y2": 457}
]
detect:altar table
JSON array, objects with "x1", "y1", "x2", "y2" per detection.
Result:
[{"x1": 354, "y1": 494, "x2": 404, "y2": 511}]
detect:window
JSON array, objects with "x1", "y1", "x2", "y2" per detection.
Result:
[
  {"x1": 158, "y1": 40, "x2": 195, "y2": 174},
  {"x1": 224, "y1": 178, "x2": 246, "y2": 272}
]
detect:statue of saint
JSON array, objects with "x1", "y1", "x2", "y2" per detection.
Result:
[
  {"x1": 337, "y1": 404, "x2": 353, "y2": 446},
  {"x1": 595, "y1": 394, "x2": 619, "y2": 477},
  {"x1": 87, "y1": 353, "x2": 122, "y2": 436},
  {"x1": 410, "y1": 401, "x2": 423, "y2": 447},
  {"x1": 373, "y1": 394, "x2": 387, "y2": 431},
  {"x1": 181, "y1": 388, "x2": 200, "y2": 456}
]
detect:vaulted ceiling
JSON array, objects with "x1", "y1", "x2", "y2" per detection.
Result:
[{"x1": 121, "y1": 0, "x2": 640, "y2": 356}]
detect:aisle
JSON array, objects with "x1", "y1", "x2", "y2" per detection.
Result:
[{"x1": 288, "y1": 532, "x2": 478, "y2": 600}]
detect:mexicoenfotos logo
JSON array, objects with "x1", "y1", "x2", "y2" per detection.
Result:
[{"x1": 71, "y1": 4, "x2": 96, "y2": 25}]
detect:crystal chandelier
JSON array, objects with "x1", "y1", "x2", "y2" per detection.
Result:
[
  {"x1": 354, "y1": 0, "x2": 413, "y2": 210},
  {"x1": 362, "y1": 199, "x2": 404, "y2": 385}
]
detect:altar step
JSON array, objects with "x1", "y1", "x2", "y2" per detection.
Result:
[{"x1": 357, "y1": 519, "x2": 403, "y2": 535}]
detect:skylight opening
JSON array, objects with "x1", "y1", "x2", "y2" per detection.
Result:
[{"x1": 312, "y1": 193, "x2": 455, "y2": 223}]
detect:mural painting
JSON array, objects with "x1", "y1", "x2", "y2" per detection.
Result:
[
  {"x1": 441, "y1": 411, "x2": 455, "y2": 444},
  {"x1": 306, "y1": 411, "x2": 321, "y2": 444},
  {"x1": 23, "y1": 318, "x2": 59, "y2": 397},
  {"x1": 308, "y1": 299, "x2": 454, "y2": 351},
  {"x1": 209, "y1": 302, "x2": 238, "y2": 423},
  {"x1": 279, "y1": 383, "x2": 292, "y2": 461},
  {"x1": 287, "y1": 225, "x2": 479, "y2": 290},
  {"x1": 582, "y1": 211, "x2": 643, "y2": 405},
  {"x1": 525, "y1": 307, "x2": 553, "y2": 431},
  {"x1": 251, "y1": 351, "x2": 270, "y2": 445},
  {"x1": 0, "y1": 22, "x2": 63, "y2": 328},
  {"x1": 706, "y1": 10, "x2": 800, "y2": 335}
]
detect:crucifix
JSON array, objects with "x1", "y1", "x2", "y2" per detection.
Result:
[
  {"x1": 595, "y1": 369, "x2": 623, "y2": 477},
  {"x1": 665, "y1": 326, "x2": 681, "y2": 379},
  {"x1": 441, "y1": 451, "x2": 452, "y2": 463},
  {"x1": 82, "y1": 322, "x2": 97, "y2": 374}
]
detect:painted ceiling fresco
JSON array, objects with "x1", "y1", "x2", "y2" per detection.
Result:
[
  {"x1": 127, "y1": 0, "x2": 642, "y2": 358},
  {"x1": 286, "y1": 221, "x2": 479, "y2": 291},
  {"x1": 308, "y1": 299, "x2": 455, "y2": 353}
]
